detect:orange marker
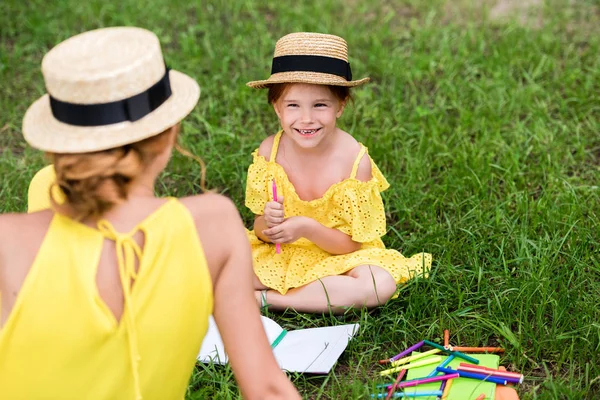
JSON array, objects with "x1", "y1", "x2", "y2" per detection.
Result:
[
  {"x1": 444, "y1": 329, "x2": 449, "y2": 348},
  {"x1": 452, "y1": 346, "x2": 504, "y2": 353}
]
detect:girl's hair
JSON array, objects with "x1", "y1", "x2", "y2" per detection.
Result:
[
  {"x1": 49, "y1": 126, "x2": 206, "y2": 220},
  {"x1": 267, "y1": 83, "x2": 351, "y2": 104}
]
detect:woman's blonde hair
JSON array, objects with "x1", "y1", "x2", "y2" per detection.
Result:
[{"x1": 49, "y1": 126, "x2": 206, "y2": 220}]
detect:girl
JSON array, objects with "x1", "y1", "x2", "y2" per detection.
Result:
[
  {"x1": 0, "y1": 27, "x2": 299, "y2": 400},
  {"x1": 245, "y1": 32, "x2": 432, "y2": 313}
]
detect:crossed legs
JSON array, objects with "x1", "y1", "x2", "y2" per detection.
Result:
[{"x1": 254, "y1": 264, "x2": 397, "y2": 314}]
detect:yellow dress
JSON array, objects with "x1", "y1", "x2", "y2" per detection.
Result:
[
  {"x1": 246, "y1": 131, "x2": 432, "y2": 295},
  {"x1": 27, "y1": 164, "x2": 60, "y2": 213},
  {"x1": 0, "y1": 199, "x2": 213, "y2": 400}
]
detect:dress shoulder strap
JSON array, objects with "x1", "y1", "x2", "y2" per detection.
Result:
[
  {"x1": 350, "y1": 145, "x2": 367, "y2": 179},
  {"x1": 269, "y1": 131, "x2": 283, "y2": 162}
]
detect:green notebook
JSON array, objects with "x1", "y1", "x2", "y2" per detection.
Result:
[{"x1": 400, "y1": 353, "x2": 500, "y2": 400}]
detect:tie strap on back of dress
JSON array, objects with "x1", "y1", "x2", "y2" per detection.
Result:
[{"x1": 97, "y1": 219, "x2": 144, "y2": 400}]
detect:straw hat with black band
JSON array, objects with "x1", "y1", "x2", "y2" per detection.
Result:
[
  {"x1": 246, "y1": 32, "x2": 370, "y2": 89},
  {"x1": 23, "y1": 26, "x2": 200, "y2": 154}
]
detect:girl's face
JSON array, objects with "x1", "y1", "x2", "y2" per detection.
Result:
[{"x1": 273, "y1": 83, "x2": 345, "y2": 149}]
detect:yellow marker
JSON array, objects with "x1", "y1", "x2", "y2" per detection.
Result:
[
  {"x1": 380, "y1": 356, "x2": 443, "y2": 376},
  {"x1": 390, "y1": 348, "x2": 441, "y2": 367}
]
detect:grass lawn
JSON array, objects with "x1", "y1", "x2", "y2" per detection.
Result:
[{"x1": 1, "y1": 0, "x2": 599, "y2": 398}]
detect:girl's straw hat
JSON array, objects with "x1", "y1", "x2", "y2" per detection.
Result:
[
  {"x1": 246, "y1": 32, "x2": 369, "y2": 89},
  {"x1": 23, "y1": 27, "x2": 200, "y2": 153}
]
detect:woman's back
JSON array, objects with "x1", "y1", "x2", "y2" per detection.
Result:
[{"x1": 0, "y1": 197, "x2": 213, "y2": 399}]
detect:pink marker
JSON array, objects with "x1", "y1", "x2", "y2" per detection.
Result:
[{"x1": 272, "y1": 179, "x2": 281, "y2": 254}]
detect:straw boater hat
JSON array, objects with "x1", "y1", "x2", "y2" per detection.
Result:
[
  {"x1": 246, "y1": 32, "x2": 370, "y2": 89},
  {"x1": 23, "y1": 27, "x2": 200, "y2": 154}
]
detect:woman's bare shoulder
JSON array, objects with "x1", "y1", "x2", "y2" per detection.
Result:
[
  {"x1": 0, "y1": 211, "x2": 53, "y2": 241},
  {"x1": 179, "y1": 192, "x2": 239, "y2": 222},
  {"x1": 178, "y1": 193, "x2": 248, "y2": 282},
  {"x1": 0, "y1": 211, "x2": 53, "y2": 264},
  {"x1": 178, "y1": 193, "x2": 245, "y2": 246}
]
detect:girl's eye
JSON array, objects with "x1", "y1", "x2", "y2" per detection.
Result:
[
  {"x1": 287, "y1": 103, "x2": 299, "y2": 108},
  {"x1": 315, "y1": 103, "x2": 327, "y2": 108}
]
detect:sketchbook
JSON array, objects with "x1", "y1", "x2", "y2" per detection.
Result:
[{"x1": 198, "y1": 316, "x2": 359, "y2": 374}]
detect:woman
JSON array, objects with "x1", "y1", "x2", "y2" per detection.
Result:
[{"x1": 0, "y1": 27, "x2": 299, "y2": 400}]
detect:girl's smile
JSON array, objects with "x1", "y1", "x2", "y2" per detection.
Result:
[
  {"x1": 294, "y1": 127, "x2": 321, "y2": 137},
  {"x1": 273, "y1": 83, "x2": 345, "y2": 149}
]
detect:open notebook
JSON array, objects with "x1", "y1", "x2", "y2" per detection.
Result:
[{"x1": 198, "y1": 316, "x2": 359, "y2": 374}]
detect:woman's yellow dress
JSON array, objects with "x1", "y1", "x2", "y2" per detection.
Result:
[
  {"x1": 246, "y1": 131, "x2": 432, "y2": 295},
  {"x1": 0, "y1": 199, "x2": 213, "y2": 400}
]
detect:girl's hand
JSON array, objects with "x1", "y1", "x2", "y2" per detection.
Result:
[
  {"x1": 263, "y1": 216, "x2": 312, "y2": 244},
  {"x1": 263, "y1": 197, "x2": 284, "y2": 228}
]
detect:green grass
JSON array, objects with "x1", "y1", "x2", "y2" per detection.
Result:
[{"x1": 1, "y1": 0, "x2": 599, "y2": 398}]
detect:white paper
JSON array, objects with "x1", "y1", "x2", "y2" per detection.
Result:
[
  {"x1": 198, "y1": 316, "x2": 230, "y2": 364},
  {"x1": 197, "y1": 315, "x2": 359, "y2": 374},
  {"x1": 273, "y1": 324, "x2": 359, "y2": 373},
  {"x1": 198, "y1": 316, "x2": 284, "y2": 364}
]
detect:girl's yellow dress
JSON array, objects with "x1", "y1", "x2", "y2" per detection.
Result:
[
  {"x1": 0, "y1": 198, "x2": 213, "y2": 400},
  {"x1": 246, "y1": 131, "x2": 432, "y2": 294}
]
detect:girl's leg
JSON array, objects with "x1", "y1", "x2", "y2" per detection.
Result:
[
  {"x1": 253, "y1": 274, "x2": 269, "y2": 290},
  {"x1": 255, "y1": 265, "x2": 397, "y2": 314}
]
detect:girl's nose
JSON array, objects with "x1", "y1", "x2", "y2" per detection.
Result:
[{"x1": 300, "y1": 108, "x2": 313, "y2": 123}]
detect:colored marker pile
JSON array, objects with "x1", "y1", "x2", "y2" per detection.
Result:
[{"x1": 373, "y1": 330, "x2": 523, "y2": 399}]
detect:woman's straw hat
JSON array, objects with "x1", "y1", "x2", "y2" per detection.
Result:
[
  {"x1": 23, "y1": 27, "x2": 200, "y2": 153},
  {"x1": 246, "y1": 32, "x2": 369, "y2": 89}
]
